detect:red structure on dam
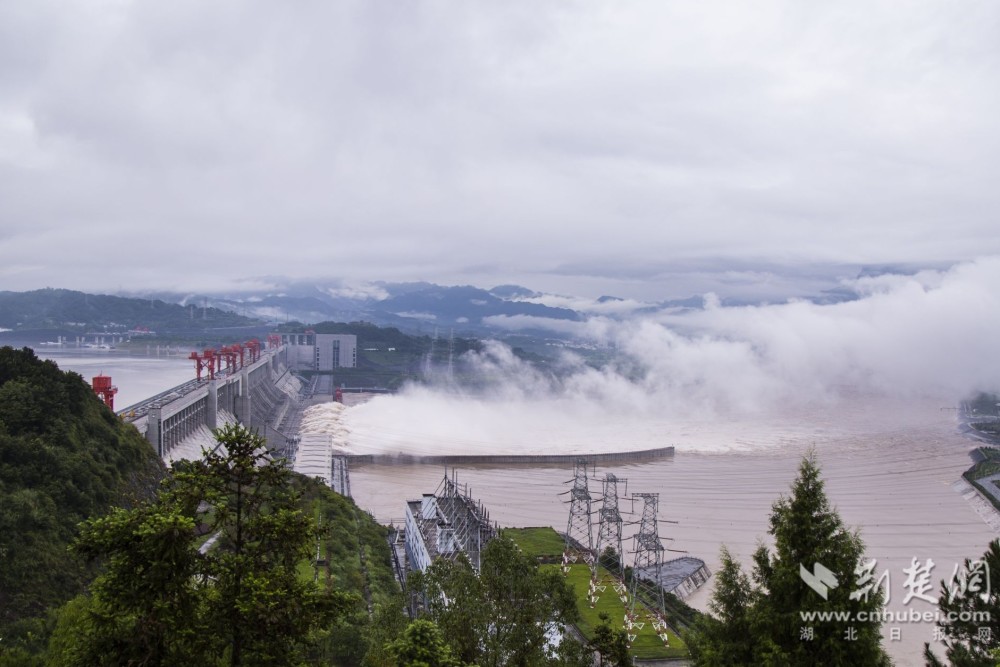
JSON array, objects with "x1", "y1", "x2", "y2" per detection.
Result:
[{"x1": 92, "y1": 374, "x2": 118, "y2": 410}]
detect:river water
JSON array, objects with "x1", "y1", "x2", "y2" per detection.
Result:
[
  {"x1": 32, "y1": 347, "x2": 195, "y2": 409},
  {"x1": 342, "y1": 391, "x2": 996, "y2": 666}
]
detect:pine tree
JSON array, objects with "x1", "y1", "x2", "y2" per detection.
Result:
[
  {"x1": 685, "y1": 547, "x2": 755, "y2": 666},
  {"x1": 686, "y1": 453, "x2": 891, "y2": 666},
  {"x1": 924, "y1": 539, "x2": 1000, "y2": 666}
]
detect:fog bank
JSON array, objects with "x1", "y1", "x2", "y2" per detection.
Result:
[{"x1": 340, "y1": 258, "x2": 1000, "y2": 456}]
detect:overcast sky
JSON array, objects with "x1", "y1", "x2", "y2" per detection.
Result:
[{"x1": 2, "y1": 0, "x2": 998, "y2": 299}]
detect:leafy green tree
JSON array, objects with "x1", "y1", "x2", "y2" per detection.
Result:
[
  {"x1": 385, "y1": 619, "x2": 462, "y2": 667},
  {"x1": 416, "y1": 535, "x2": 580, "y2": 667},
  {"x1": 361, "y1": 595, "x2": 410, "y2": 667},
  {"x1": 924, "y1": 539, "x2": 1000, "y2": 666},
  {"x1": 686, "y1": 453, "x2": 890, "y2": 666},
  {"x1": 67, "y1": 503, "x2": 207, "y2": 665},
  {"x1": 193, "y1": 424, "x2": 349, "y2": 665},
  {"x1": 419, "y1": 554, "x2": 488, "y2": 664},
  {"x1": 61, "y1": 423, "x2": 356, "y2": 666},
  {"x1": 550, "y1": 633, "x2": 594, "y2": 667},
  {"x1": 685, "y1": 547, "x2": 755, "y2": 666},
  {"x1": 590, "y1": 612, "x2": 630, "y2": 666}
]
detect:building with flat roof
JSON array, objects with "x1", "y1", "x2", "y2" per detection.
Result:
[{"x1": 280, "y1": 332, "x2": 357, "y2": 371}]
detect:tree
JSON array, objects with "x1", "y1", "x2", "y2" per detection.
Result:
[
  {"x1": 67, "y1": 503, "x2": 207, "y2": 665},
  {"x1": 685, "y1": 547, "x2": 755, "y2": 666},
  {"x1": 685, "y1": 453, "x2": 891, "y2": 666},
  {"x1": 385, "y1": 619, "x2": 461, "y2": 667},
  {"x1": 361, "y1": 595, "x2": 415, "y2": 667},
  {"x1": 415, "y1": 535, "x2": 581, "y2": 667},
  {"x1": 63, "y1": 423, "x2": 356, "y2": 666},
  {"x1": 924, "y1": 539, "x2": 1000, "y2": 666},
  {"x1": 192, "y1": 423, "x2": 348, "y2": 665},
  {"x1": 590, "y1": 612, "x2": 630, "y2": 666}
]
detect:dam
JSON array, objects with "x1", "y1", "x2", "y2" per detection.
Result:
[
  {"x1": 118, "y1": 343, "x2": 675, "y2": 496},
  {"x1": 120, "y1": 343, "x2": 303, "y2": 463}
]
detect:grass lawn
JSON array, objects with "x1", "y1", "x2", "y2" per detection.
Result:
[
  {"x1": 550, "y1": 563, "x2": 688, "y2": 661},
  {"x1": 504, "y1": 526, "x2": 566, "y2": 559}
]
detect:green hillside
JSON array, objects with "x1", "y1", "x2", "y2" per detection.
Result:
[
  {"x1": 0, "y1": 288, "x2": 261, "y2": 331},
  {"x1": 0, "y1": 346, "x2": 165, "y2": 646},
  {"x1": 0, "y1": 348, "x2": 404, "y2": 664}
]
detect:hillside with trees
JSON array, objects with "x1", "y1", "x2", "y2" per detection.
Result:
[
  {"x1": 0, "y1": 352, "x2": 403, "y2": 666},
  {"x1": 0, "y1": 347, "x2": 165, "y2": 650},
  {"x1": 0, "y1": 288, "x2": 261, "y2": 332}
]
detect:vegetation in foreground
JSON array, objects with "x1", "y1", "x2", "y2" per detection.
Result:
[
  {"x1": 46, "y1": 424, "x2": 359, "y2": 666},
  {"x1": 407, "y1": 535, "x2": 587, "y2": 666},
  {"x1": 0, "y1": 349, "x2": 403, "y2": 667},
  {"x1": 684, "y1": 453, "x2": 892, "y2": 666},
  {"x1": 923, "y1": 539, "x2": 1000, "y2": 666}
]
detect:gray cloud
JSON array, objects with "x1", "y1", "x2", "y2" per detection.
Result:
[{"x1": 1, "y1": 1, "x2": 999, "y2": 296}]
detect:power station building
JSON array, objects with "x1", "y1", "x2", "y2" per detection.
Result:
[
  {"x1": 280, "y1": 333, "x2": 357, "y2": 371},
  {"x1": 403, "y1": 473, "x2": 498, "y2": 574}
]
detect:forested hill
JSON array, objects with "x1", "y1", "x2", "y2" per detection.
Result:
[
  {"x1": 0, "y1": 288, "x2": 261, "y2": 331},
  {"x1": 0, "y1": 347, "x2": 165, "y2": 643}
]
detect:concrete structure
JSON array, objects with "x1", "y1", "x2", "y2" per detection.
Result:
[
  {"x1": 280, "y1": 333, "x2": 357, "y2": 371},
  {"x1": 292, "y1": 433, "x2": 352, "y2": 497},
  {"x1": 403, "y1": 472, "x2": 498, "y2": 574},
  {"x1": 121, "y1": 346, "x2": 298, "y2": 461},
  {"x1": 636, "y1": 556, "x2": 711, "y2": 600}
]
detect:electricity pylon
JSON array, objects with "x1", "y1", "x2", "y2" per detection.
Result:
[
  {"x1": 629, "y1": 492, "x2": 665, "y2": 617},
  {"x1": 564, "y1": 459, "x2": 593, "y2": 564},
  {"x1": 593, "y1": 473, "x2": 626, "y2": 579}
]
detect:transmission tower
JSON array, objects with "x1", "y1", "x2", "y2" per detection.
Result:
[
  {"x1": 563, "y1": 459, "x2": 594, "y2": 565},
  {"x1": 593, "y1": 473, "x2": 626, "y2": 579},
  {"x1": 628, "y1": 493, "x2": 666, "y2": 618}
]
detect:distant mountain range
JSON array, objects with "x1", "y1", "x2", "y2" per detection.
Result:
[
  {"x1": 130, "y1": 274, "x2": 869, "y2": 335},
  {"x1": 0, "y1": 288, "x2": 259, "y2": 333},
  {"x1": 1, "y1": 268, "x2": 893, "y2": 339},
  {"x1": 144, "y1": 281, "x2": 711, "y2": 333}
]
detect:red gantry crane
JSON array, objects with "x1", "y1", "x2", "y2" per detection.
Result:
[
  {"x1": 92, "y1": 375, "x2": 118, "y2": 410},
  {"x1": 189, "y1": 349, "x2": 217, "y2": 381}
]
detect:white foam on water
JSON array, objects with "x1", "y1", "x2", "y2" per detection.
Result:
[
  {"x1": 300, "y1": 402, "x2": 354, "y2": 454},
  {"x1": 338, "y1": 387, "x2": 953, "y2": 457}
]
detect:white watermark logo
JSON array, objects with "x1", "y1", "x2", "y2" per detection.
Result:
[
  {"x1": 797, "y1": 557, "x2": 992, "y2": 641},
  {"x1": 800, "y1": 562, "x2": 839, "y2": 600}
]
